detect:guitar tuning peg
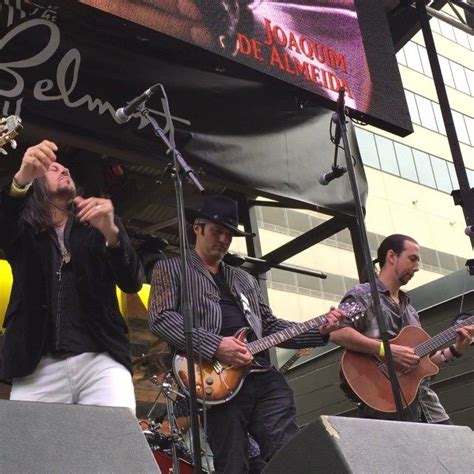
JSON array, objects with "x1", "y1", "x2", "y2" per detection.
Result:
[
  {"x1": 0, "y1": 147, "x2": 7, "y2": 155},
  {"x1": 10, "y1": 139, "x2": 17, "y2": 149}
]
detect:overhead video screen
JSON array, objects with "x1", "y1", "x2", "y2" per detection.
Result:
[{"x1": 80, "y1": 1, "x2": 412, "y2": 135}]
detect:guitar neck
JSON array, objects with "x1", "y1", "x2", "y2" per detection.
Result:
[
  {"x1": 279, "y1": 353, "x2": 302, "y2": 374},
  {"x1": 247, "y1": 301, "x2": 362, "y2": 355},
  {"x1": 247, "y1": 315, "x2": 327, "y2": 355},
  {"x1": 415, "y1": 315, "x2": 474, "y2": 358}
]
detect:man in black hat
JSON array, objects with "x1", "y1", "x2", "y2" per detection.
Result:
[{"x1": 149, "y1": 195, "x2": 344, "y2": 473}]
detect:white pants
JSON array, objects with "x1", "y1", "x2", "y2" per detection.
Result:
[{"x1": 10, "y1": 352, "x2": 136, "y2": 414}]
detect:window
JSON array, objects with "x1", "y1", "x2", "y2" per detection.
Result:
[
  {"x1": 271, "y1": 269, "x2": 296, "y2": 286},
  {"x1": 465, "y1": 116, "x2": 474, "y2": 147},
  {"x1": 355, "y1": 128, "x2": 380, "y2": 168},
  {"x1": 432, "y1": 103, "x2": 446, "y2": 135},
  {"x1": 430, "y1": 17, "x2": 441, "y2": 34},
  {"x1": 439, "y1": 20, "x2": 456, "y2": 42},
  {"x1": 321, "y1": 275, "x2": 345, "y2": 297},
  {"x1": 394, "y1": 142, "x2": 418, "y2": 182},
  {"x1": 447, "y1": 162, "x2": 459, "y2": 190},
  {"x1": 453, "y1": 27, "x2": 471, "y2": 50},
  {"x1": 396, "y1": 49, "x2": 407, "y2": 66},
  {"x1": 297, "y1": 274, "x2": 320, "y2": 291},
  {"x1": 404, "y1": 42, "x2": 423, "y2": 73},
  {"x1": 413, "y1": 150, "x2": 436, "y2": 188},
  {"x1": 404, "y1": 90, "x2": 471, "y2": 143},
  {"x1": 261, "y1": 207, "x2": 287, "y2": 227},
  {"x1": 415, "y1": 95, "x2": 438, "y2": 132},
  {"x1": 430, "y1": 16, "x2": 474, "y2": 51},
  {"x1": 355, "y1": 127, "x2": 474, "y2": 194},
  {"x1": 430, "y1": 156, "x2": 453, "y2": 193},
  {"x1": 450, "y1": 61, "x2": 470, "y2": 95},
  {"x1": 438, "y1": 56, "x2": 455, "y2": 88},
  {"x1": 466, "y1": 68, "x2": 474, "y2": 96},
  {"x1": 417, "y1": 46, "x2": 432, "y2": 78},
  {"x1": 404, "y1": 90, "x2": 421, "y2": 125},
  {"x1": 287, "y1": 211, "x2": 311, "y2": 233},
  {"x1": 468, "y1": 170, "x2": 474, "y2": 188},
  {"x1": 374, "y1": 135, "x2": 399, "y2": 176},
  {"x1": 452, "y1": 111, "x2": 470, "y2": 145}
]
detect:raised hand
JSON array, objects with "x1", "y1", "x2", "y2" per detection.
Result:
[
  {"x1": 14, "y1": 140, "x2": 58, "y2": 186},
  {"x1": 215, "y1": 336, "x2": 253, "y2": 367},
  {"x1": 74, "y1": 195, "x2": 119, "y2": 246}
]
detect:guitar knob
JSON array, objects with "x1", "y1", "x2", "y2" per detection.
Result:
[
  {"x1": 205, "y1": 387, "x2": 213, "y2": 395},
  {"x1": 196, "y1": 384, "x2": 202, "y2": 393},
  {"x1": 206, "y1": 377, "x2": 214, "y2": 385}
]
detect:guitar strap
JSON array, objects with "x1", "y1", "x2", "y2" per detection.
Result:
[{"x1": 232, "y1": 277, "x2": 263, "y2": 339}]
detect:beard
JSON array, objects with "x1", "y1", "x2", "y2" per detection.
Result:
[
  {"x1": 54, "y1": 182, "x2": 77, "y2": 202},
  {"x1": 398, "y1": 272, "x2": 413, "y2": 286}
]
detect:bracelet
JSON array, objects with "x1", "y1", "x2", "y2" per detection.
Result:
[
  {"x1": 378, "y1": 341, "x2": 385, "y2": 358},
  {"x1": 11, "y1": 177, "x2": 32, "y2": 192},
  {"x1": 449, "y1": 345, "x2": 462, "y2": 359}
]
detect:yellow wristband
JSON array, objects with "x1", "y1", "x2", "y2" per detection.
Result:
[
  {"x1": 11, "y1": 178, "x2": 32, "y2": 193},
  {"x1": 10, "y1": 179, "x2": 32, "y2": 197},
  {"x1": 378, "y1": 341, "x2": 385, "y2": 358}
]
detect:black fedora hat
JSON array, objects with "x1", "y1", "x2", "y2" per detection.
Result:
[{"x1": 185, "y1": 195, "x2": 255, "y2": 237}]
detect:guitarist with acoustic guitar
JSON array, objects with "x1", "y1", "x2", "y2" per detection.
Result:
[
  {"x1": 149, "y1": 195, "x2": 345, "y2": 474},
  {"x1": 331, "y1": 234, "x2": 474, "y2": 424}
]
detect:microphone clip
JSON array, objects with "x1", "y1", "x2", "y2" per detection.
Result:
[
  {"x1": 329, "y1": 164, "x2": 347, "y2": 179},
  {"x1": 319, "y1": 164, "x2": 347, "y2": 186}
]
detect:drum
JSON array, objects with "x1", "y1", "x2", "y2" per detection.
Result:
[
  {"x1": 159, "y1": 416, "x2": 191, "y2": 436},
  {"x1": 153, "y1": 450, "x2": 194, "y2": 474}
]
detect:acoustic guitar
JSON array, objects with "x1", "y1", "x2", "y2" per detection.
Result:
[
  {"x1": 340, "y1": 315, "x2": 474, "y2": 413},
  {"x1": 0, "y1": 115, "x2": 22, "y2": 155},
  {"x1": 173, "y1": 301, "x2": 365, "y2": 405}
]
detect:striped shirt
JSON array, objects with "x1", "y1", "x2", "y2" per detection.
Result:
[{"x1": 149, "y1": 250, "x2": 327, "y2": 361}]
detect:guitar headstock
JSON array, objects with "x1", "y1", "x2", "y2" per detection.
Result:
[
  {"x1": 339, "y1": 300, "x2": 366, "y2": 324},
  {"x1": 295, "y1": 348, "x2": 312, "y2": 357},
  {"x1": 0, "y1": 115, "x2": 22, "y2": 155}
]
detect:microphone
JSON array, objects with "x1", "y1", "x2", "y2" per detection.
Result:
[
  {"x1": 319, "y1": 165, "x2": 347, "y2": 186},
  {"x1": 115, "y1": 84, "x2": 160, "y2": 124},
  {"x1": 465, "y1": 226, "x2": 474, "y2": 236}
]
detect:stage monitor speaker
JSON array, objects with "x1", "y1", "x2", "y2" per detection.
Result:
[
  {"x1": 262, "y1": 415, "x2": 474, "y2": 473},
  {"x1": 0, "y1": 400, "x2": 159, "y2": 473}
]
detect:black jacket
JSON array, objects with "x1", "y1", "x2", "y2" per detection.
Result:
[{"x1": 0, "y1": 186, "x2": 144, "y2": 379}]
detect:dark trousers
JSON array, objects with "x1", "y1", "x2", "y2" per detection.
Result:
[{"x1": 206, "y1": 368, "x2": 299, "y2": 474}]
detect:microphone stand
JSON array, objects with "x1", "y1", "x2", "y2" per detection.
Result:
[
  {"x1": 332, "y1": 88, "x2": 407, "y2": 421},
  {"x1": 137, "y1": 88, "x2": 204, "y2": 472}
]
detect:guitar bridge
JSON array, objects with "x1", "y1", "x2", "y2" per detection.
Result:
[{"x1": 213, "y1": 361, "x2": 224, "y2": 373}]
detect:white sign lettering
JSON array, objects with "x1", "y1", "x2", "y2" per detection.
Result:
[{"x1": 0, "y1": 19, "x2": 191, "y2": 132}]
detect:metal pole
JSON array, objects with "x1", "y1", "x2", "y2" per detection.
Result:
[
  {"x1": 140, "y1": 100, "x2": 204, "y2": 473},
  {"x1": 334, "y1": 89, "x2": 407, "y2": 420}
]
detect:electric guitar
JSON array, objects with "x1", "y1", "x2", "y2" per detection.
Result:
[
  {"x1": 173, "y1": 301, "x2": 365, "y2": 405},
  {"x1": 340, "y1": 315, "x2": 474, "y2": 413},
  {"x1": 279, "y1": 348, "x2": 312, "y2": 374},
  {"x1": 0, "y1": 115, "x2": 22, "y2": 155}
]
